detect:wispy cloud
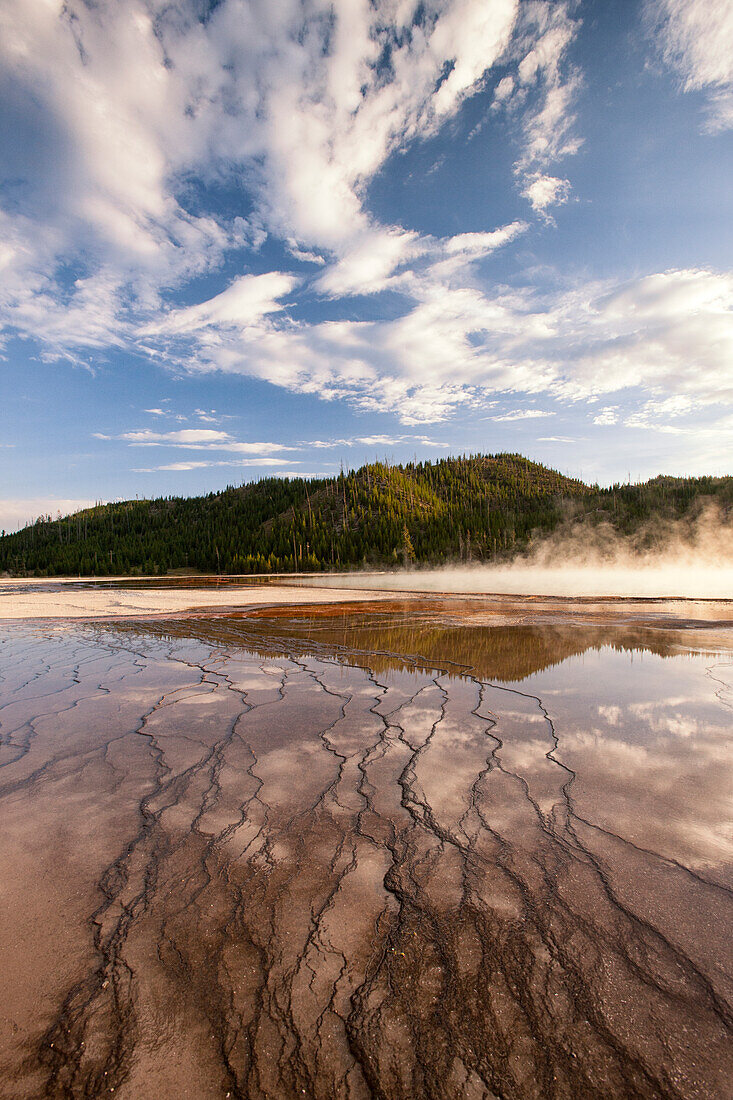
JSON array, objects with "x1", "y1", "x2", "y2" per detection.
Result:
[
  {"x1": 0, "y1": 0, "x2": 564, "y2": 401},
  {"x1": 120, "y1": 430, "x2": 232, "y2": 445},
  {"x1": 96, "y1": 428, "x2": 296, "y2": 455},
  {"x1": 286, "y1": 242, "x2": 326, "y2": 266},
  {"x1": 493, "y1": 2, "x2": 582, "y2": 213},
  {"x1": 145, "y1": 274, "x2": 298, "y2": 336},
  {"x1": 134, "y1": 458, "x2": 298, "y2": 473},
  {"x1": 0, "y1": 0, "x2": 587, "y2": 427},
  {"x1": 622, "y1": 395, "x2": 697, "y2": 432},
  {"x1": 305, "y1": 435, "x2": 449, "y2": 449},
  {"x1": 315, "y1": 220, "x2": 530, "y2": 299},
  {"x1": 0, "y1": 0, "x2": 528, "y2": 356},
  {"x1": 137, "y1": 266, "x2": 733, "y2": 425},
  {"x1": 521, "y1": 174, "x2": 572, "y2": 217},
  {"x1": 2, "y1": 1, "x2": 730, "y2": 449},
  {"x1": 647, "y1": 0, "x2": 733, "y2": 132},
  {"x1": 491, "y1": 409, "x2": 555, "y2": 422}
]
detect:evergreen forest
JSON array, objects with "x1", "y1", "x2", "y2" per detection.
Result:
[{"x1": 1, "y1": 453, "x2": 731, "y2": 577}]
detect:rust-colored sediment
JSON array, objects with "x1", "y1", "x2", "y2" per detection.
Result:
[{"x1": 0, "y1": 611, "x2": 731, "y2": 1099}]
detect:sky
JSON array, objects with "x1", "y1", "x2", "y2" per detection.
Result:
[{"x1": 1, "y1": 0, "x2": 732, "y2": 530}]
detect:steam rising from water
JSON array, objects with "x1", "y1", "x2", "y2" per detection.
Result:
[
  {"x1": 321, "y1": 505, "x2": 733, "y2": 599},
  {"x1": 318, "y1": 563, "x2": 733, "y2": 599}
]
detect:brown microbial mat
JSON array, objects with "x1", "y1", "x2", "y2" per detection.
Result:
[{"x1": 0, "y1": 600, "x2": 731, "y2": 1099}]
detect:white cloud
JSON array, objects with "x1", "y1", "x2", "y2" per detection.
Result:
[
  {"x1": 137, "y1": 264, "x2": 733, "y2": 424},
  {"x1": 146, "y1": 273, "x2": 297, "y2": 335},
  {"x1": 316, "y1": 228, "x2": 422, "y2": 297},
  {"x1": 222, "y1": 442, "x2": 297, "y2": 455},
  {"x1": 4, "y1": 2, "x2": 727, "y2": 440},
  {"x1": 305, "y1": 434, "x2": 449, "y2": 449},
  {"x1": 514, "y1": 6, "x2": 582, "y2": 164},
  {"x1": 648, "y1": 0, "x2": 733, "y2": 131},
  {"x1": 622, "y1": 395, "x2": 697, "y2": 432},
  {"x1": 286, "y1": 241, "x2": 326, "y2": 266},
  {"x1": 0, "y1": 0, "x2": 579, "y2": 423},
  {"x1": 492, "y1": 409, "x2": 555, "y2": 421},
  {"x1": 316, "y1": 220, "x2": 528, "y2": 298},
  {"x1": 356, "y1": 434, "x2": 445, "y2": 448},
  {"x1": 493, "y1": 74, "x2": 516, "y2": 104},
  {"x1": 593, "y1": 407, "x2": 618, "y2": 426},
  {"x1": 492, "y1": 2, "x2": 582, "y2": 210},
  {"x1": 0, "y1": 0, "x2": 545, "y2": 363},
  {"x1": 555, "y1": 269, "x2": 733, "y2": 402},
  {"x1": 135, "y1": 458, "x2": 298, "y2": 472},
  {"x1": 441, "y1": 222, "x2": 531, "y2": 263},
  {"x1": 118, "y1": 429, "x2": 233, "y2": 446},
  {"x1": 98, "y1": 428, "x2": 295, "y2": 454},
  {"x1": 521, "y1": 173, "x2": 572, "y2": 216},
  {"x1": 192, "y1": 0, "x2": 518, "y2": 254}
]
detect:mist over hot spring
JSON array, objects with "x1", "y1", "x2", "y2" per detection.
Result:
[{"x1": 314, "y1": 504, "x2": 733, "y2": 599}]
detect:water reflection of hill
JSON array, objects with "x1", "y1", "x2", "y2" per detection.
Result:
[
  {"x1": 5, "y1": 615, "x2": 731, "y2": 1098},
  {"x1": 118, "y1": 609, "x2": 718, "y2": 683},
  {"x1": 244, "y1": 620, "x2": 708, "y2": 682}
]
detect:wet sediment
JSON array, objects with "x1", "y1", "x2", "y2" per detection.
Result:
[{"x1": 0, "y1": 612, "x2": 731, "y2": 1099}]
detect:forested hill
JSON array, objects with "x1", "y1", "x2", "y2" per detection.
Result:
[{"x1": 1, "y1": 454, "x2": 731, "y2": 577}]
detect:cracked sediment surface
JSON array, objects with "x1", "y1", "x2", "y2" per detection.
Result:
[{"x1": 0, "y1": 604, "x2": 731, "y2": 1099}]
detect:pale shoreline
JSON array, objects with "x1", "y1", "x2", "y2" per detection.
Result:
[
  {"x1": 0, "y1": 578, "x2": 394, "y2": 620},
  {"x1": 2, "y1": 576, "x2": 733, "y2": 633}
]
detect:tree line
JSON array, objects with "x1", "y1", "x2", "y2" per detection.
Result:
[{"x1": 1, "y1": 453, "x2": 730, "y2": 577}]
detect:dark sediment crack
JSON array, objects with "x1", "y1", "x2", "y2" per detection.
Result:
[{"x1": 0, "y1": 620, "x2": 730, "y2": 1100}]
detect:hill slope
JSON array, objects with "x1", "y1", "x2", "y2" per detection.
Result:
[{"x1": 1, "y1": 454, "x2": 731, "y2": 577}]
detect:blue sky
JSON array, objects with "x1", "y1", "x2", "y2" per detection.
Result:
[{"x1": 1, "y1": 0, "x2": 732, "y2": 530}]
